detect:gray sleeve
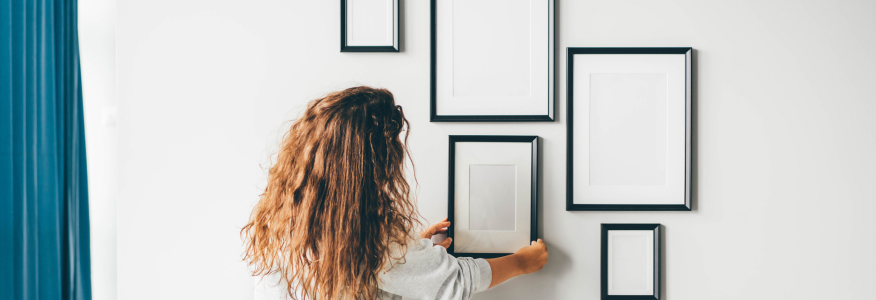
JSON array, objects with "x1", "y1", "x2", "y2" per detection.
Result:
[{"x1": 378, "y1": 239, "x2": 492, "y2": 300}]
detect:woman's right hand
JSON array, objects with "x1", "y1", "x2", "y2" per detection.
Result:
[
  {"x1": 486, "y1": 239, "x2": 548, "y2": 288},
  {"x1": 513, "y1": 239, "x2": 548, "y2": 274}
]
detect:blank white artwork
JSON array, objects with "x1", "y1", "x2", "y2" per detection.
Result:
[
  {"x1": 435, "y1": 0, "x2": 553, "y2": 116},
  {"x1": 468, "y1": 165, "x2": 517, "y2": 231},
  {"x1": 572, "y1": 54, "x2": 686, "y2": 205},
  {"x1": 454, "y1": 142, "x2": 531, "y2": 253},
  {"x1": 608, "y1": 230, "x2": 654, "y2": 295},
  {"x1": 346, "y1": 0, "x2": 396, "y2": 47},
  {"x1": 589, "y1": 73, "x2": 668, "y2": 186},
  {"x1": 452, "y1": 0, "x2": 530, "y2": 97}
]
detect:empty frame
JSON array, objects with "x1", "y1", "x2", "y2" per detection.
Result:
[
  {"x1": 601, "y1": 224, "x2": 661, "y2": 300},
  {"x1": 430, "y1": 0, "x2": 555, "y2": 122},
  {"x1": 341, "y1": 0, "x2": 399, "y2": 52},
  {"x1": 566, "y1": 48, "x2": 692, "y2": 211},
  {"x1": 448, "y1": 136, "x2": 538, "y2": 258}
]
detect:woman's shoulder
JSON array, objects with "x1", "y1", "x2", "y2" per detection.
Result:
[
  {"x1": 387, "y1": 238, "x2": 449, "y2": 265},
  {"x1": 379, "y1": 238, "x2": 458, "y2": 288},
  {"x1": 380, "y1": 238, "x2": 492, "y2": 299}
]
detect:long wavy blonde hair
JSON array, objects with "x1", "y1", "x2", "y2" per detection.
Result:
[{"x1": 242, "y1": 86, "x2": 421, "y2": 299}]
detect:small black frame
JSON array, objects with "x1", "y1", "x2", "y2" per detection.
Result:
[
  {"x1": 429, "y1": 0, "x2": 555, "y2": 122},
  {"x1": 447, "y1": 135, "x2": 539, "y2": 259},
  {"x1": 340, "y1": 0, "x2": 399, "y2": 52},
  {"x1": 601, "y1": 224, "x2": 662, "y2": 300},
  {"x1": 566, "y1": 47, "x2": 693, "y2": 211}
]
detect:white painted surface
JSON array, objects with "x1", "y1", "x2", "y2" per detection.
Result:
[
  {"x1": 453, "y1": 142, "x2": 531, "y2": 254},
  {"x1": 79, "y1": 0, "x2": 117, "y2": 299},
  {"x1": 573, "y1": 54, "x2": 686, "y2": 204},
  {"x1": 607, "y1": 230, "x2": 654, "y2": 295},
  {"x1": 116, "y1": 0, "x2": 876, "y2": 299},
  {"x1": 435, "y1": 0, "x2": 552, "y2": 116}
]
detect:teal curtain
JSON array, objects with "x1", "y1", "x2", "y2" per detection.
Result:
[{"x1": 1, "y1": 0, "x2": 93, "y2": 300}]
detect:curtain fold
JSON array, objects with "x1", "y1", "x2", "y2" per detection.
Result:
[{"x1": 1, "y1": 0, "x2": 93, "y2": 299}]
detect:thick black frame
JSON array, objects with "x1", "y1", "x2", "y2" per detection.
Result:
[
  {"x1": 447, "y1": 135, "x2": 539, "y2": 259},
  {"x1": 340, "y1": 0, "x2": 399, "y2": 52},
  {"x1": 601, "y1": 224, "x2": 662, "y2": 300},
  {"x1": 566, "y1": 47, "x2": 693, "y2": 211},
  {"x1": 429, "y1": 0, "x2": 555, "y2": 122}
]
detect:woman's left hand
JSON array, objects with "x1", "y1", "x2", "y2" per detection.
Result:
[{"x1": 420, "y1": 218, "x2": 452, "y2": 249}]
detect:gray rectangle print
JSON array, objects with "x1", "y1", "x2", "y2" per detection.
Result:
[{"x1": 468, "y1": 164, "x2": 517, "y2": 231}]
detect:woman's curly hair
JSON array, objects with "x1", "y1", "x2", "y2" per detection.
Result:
[{"x1": 241, "y1": 86, "x2": 421, "y2": 299}]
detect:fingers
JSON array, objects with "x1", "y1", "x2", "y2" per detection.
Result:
[
  {"x1": 538, "y1": 239, "x2": 548, "y2": 263},
  {"x1": 421, "y1": 219, "x2": 452, "y2": 239},
  {"x1": 534, "y1": 239, "x2": 548, "y2": 271},
  {"x1": 435, "y1": 237, "x2": 452, "y2": 249},
  {"x1": 432, "y1": 222, "x2": 450, "y2": 233},
  {"x1": 430, "y1": 220, "x2": 451, "y2": 232},
  {"x1": 425, "y1": 223, "x2": 449, "y2": 236},
  {"x1": 532, "y1": 239, "x2": 548, "y2": 253}
]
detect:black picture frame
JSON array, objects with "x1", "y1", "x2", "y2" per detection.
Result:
[
  {"x1": 340, "y1": 0, "x2": 400, "y2": 52},
  {"x1": 601, "y1": 224, "x2": 662, "y2": 300},
  {"x1": 447, "y1": 135, "x2": 539, "y2": 259},
  {"x1": 429, "y1": 0, "x2": 555, "y2": 122},
  {"x1": 566, "y1": 47, "x2": 693, "y2": 211}
]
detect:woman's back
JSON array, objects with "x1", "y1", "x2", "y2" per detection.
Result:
[{"x1": 243, "y1": 87, "x2": 547, "y2": 300}]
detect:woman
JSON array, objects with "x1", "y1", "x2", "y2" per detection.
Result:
[{"x1": 242, "y1": 86, "x2": 548, "y2": 300}]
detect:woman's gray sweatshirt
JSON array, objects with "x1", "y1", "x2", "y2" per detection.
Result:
[{"x1": 254, "y1": 238, "x2": 493, "y2": 300}]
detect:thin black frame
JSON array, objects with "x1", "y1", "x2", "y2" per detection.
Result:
[
  {"x1": 447, "y1": 135, "x2": 539, "y2": 259},
  {"x1": 429, "y1": 0, "x2": 555, "y2": 122},
  {"x1": 566, "y1": 47, "x2": 693, "y2": 211},
  {"x1": 340, "y1": 0, "x2": 399, "y2": 52},
  {"x1": 601, "y1": 224, "x2": 662, "y2": 300}
]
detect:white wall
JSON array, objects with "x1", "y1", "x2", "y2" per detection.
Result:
[
  {"x1": 80, "y1": 0, "x2": 117, "y2": 299},
  {"x1": 117, "y1": 0, "x2": 876, "y2": 299}
]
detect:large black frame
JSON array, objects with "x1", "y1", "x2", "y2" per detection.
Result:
[
  {"x1": 429, "y1": 0, "x2": 555, "y2": 122},
  {"x1": 566, "y1": 47, "x2": 693, "y2": 211},
  {"x1": 601, "y1": 224, "x2": 662, "y2": 300},
  {"x1": 340, "y1": 0, "x2": 399, "y2": 52},
  {"x1": 447, "y1": 135, "x2": 539, "y2": 258}
]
